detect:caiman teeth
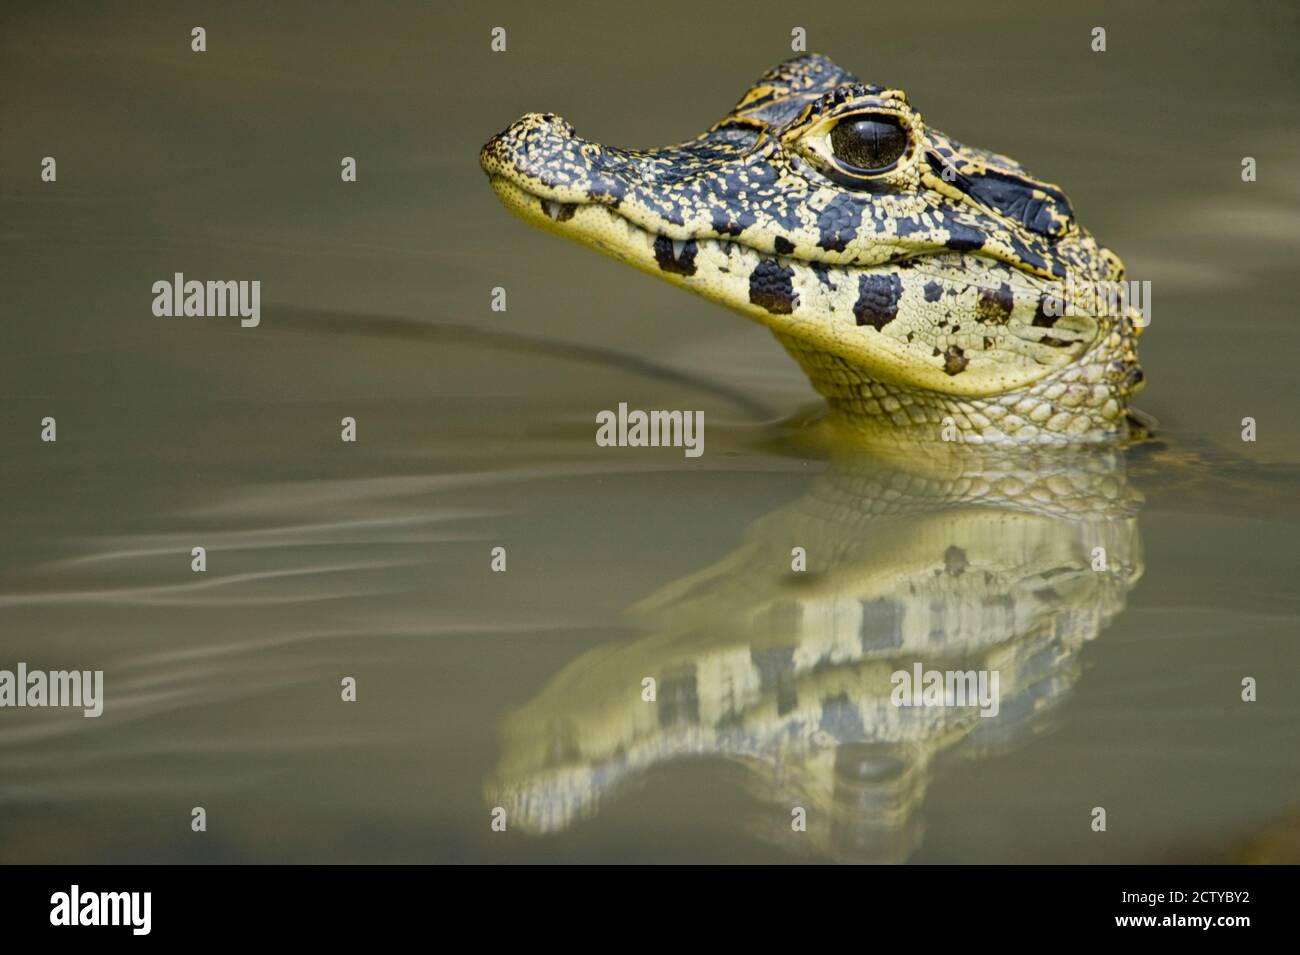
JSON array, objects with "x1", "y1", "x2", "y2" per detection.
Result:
[{"x1": 540, "y1": 198, "x2": 577, "y2": 222}]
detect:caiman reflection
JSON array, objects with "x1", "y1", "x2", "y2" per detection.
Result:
[{"x1": 488, "y1": 434, "x2": 1143, "y2": 861}]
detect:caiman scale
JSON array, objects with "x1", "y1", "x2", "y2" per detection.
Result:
[{"x1": 481, "y1": 54, "x2": 1145, "y2": 446}]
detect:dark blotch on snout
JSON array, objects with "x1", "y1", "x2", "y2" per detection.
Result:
[
  {"x1": 854, "y1": 273, "x2": 902, "y2": 330},
  {"x1": 749, "y1": 259, "x2": 798, "y2": 314}
]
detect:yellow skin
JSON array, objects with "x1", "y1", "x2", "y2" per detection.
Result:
[{"x1": 481, "y1": 54, "x2": 1145, "y2": 445}]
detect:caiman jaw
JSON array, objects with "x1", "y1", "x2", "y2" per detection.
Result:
[{"x1": 481, "y1": 55, "x2": 1145, "y2": 446}]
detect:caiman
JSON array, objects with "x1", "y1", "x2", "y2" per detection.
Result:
[{"x1": 481, "y1": 53, "x2": 1145, "y2": 446}]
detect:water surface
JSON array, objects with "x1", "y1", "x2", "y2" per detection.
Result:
[{"x1": 1, "y1": 1, "x2": 1298, "y2": 863}]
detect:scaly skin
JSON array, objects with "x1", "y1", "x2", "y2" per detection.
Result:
[{"x1": 481, "y1": 54, "x2": 1145, "y2": 445}]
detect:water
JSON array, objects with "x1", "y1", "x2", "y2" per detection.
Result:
[{"x1": 1, "y1": 1, "x2": 1298, "y2": 863}]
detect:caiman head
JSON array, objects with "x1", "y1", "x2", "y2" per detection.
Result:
[{"x1": 480, "y1": 54, "x2": 1145, "y2": 445}]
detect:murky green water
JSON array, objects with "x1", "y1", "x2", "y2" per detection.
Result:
[{"x1": 2, "y1": 1, "x2": 1298, "y2": 863}]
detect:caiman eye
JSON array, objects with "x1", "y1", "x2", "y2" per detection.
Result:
[{"x1": 830, "y1": 115, "x2": 908, "y2": 173}]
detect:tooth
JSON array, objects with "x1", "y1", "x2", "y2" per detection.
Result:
[
  {"x1": 671, "y1": 239, "x2": 686, "y2": 260},
  {"x1": 542, "y1": 199, "x2": 561, "y2": 220}
]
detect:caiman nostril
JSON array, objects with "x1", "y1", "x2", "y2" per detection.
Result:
[
  {"x1": 480, "y1": 111, "x2": 580, "y2": 177},
  {"x1": 514, "y1": 111, "x2": 577, "y2": 138}
]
